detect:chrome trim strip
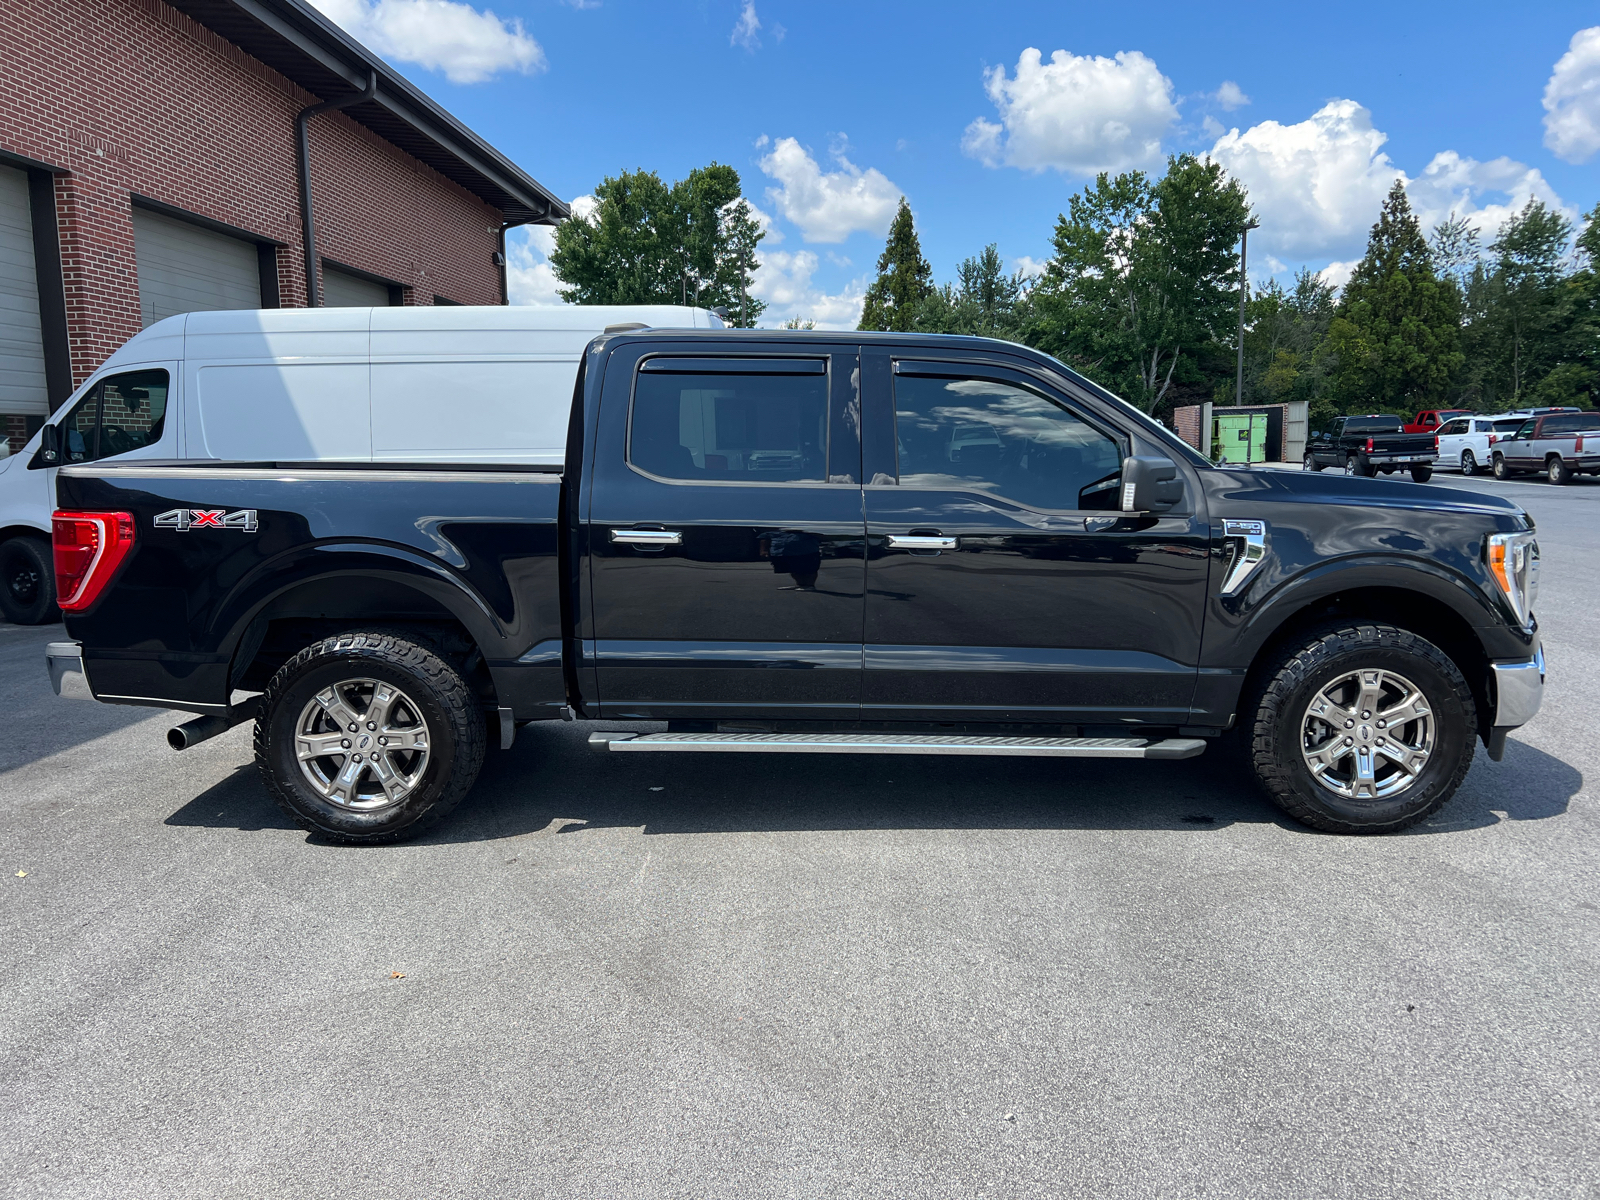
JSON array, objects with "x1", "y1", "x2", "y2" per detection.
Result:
[
  {"x1": 45, "y1": 641, "x2": 93, "y2": 701},
  {"x1": 609, "y1": 529, "x2": 682, "y2": 545},
  {"x1": 588, "y1": 731, "x2": 1207, "y2": 759},
  {"x1": 886, "y1": 534, "x2": 958, "y2": 550},
  {"x1": 1491, "y1": 650, "x2": 1545, "y2": 728}
]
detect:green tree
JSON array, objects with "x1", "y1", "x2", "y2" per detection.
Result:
[
  {"x1": 914, "y1": 243, "x2": 1031, "y2": 339},
  {"x1": 549, "y1": 163, "x2": 765, "y2": 325},
  {"x1": 1240, "y1": 268, "x2": 1339, "y2": 422},
  {"x1": 859, "y1": 198, "x2": 933, "y2": 332},
  {"x1": 1027, "y1": 154, "x2": 1251, "y2": 413},
  {"x1": 1491, "y1": 199, "x2": 1574, "y2": 403},
  {"x1": 1324, "y1": 181, "x2": 1462, "y2": 412}
]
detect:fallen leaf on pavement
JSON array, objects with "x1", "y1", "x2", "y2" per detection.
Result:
[{"x1": 390, "y1": 971, "x2": 405, "y2": 979}]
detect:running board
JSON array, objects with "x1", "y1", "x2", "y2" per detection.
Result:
[{"x1": 587, "y1": 732, "x2": 1206, "y2": 760}]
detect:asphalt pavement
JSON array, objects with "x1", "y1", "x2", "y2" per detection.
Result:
[{"x1": 1, "y1": 470, "x2": 1596, "y2": 1199}]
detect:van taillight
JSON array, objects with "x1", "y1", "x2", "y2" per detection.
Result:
[
  {"x1": 52, "y1": 511, "x2": 135, "y2": 611},
  {"x1": 1365, "y1": 437, "x2": 1375, "y2": 452}
]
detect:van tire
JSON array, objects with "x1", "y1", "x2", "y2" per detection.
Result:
[
  {"x1": 254, "y1": 631, "x2": 485, "y2": 844},
  {"x1": 0, "y1": 536, "x2": 57, "y2": 625},
  {"x1": 1243, "y1": 622, "x2": 1475, "y2": 834}
]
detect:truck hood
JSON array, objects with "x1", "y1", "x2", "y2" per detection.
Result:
[{"x1": 1203, "y1": 465, "x2": 1530, "y2": 527}]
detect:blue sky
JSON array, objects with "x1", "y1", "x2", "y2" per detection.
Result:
[{"x1": 312, "y1": 0, "x2": 1600, "y2": 326}]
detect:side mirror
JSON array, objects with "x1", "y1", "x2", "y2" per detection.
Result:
[
  {"x1": 28, "y1": 424, "x2": 60, "y2": 470},
  {"x1": 1121, "y1": 455, "x2": 1183, "y2": 513}
]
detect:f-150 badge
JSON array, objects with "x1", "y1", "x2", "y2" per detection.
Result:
[{"x1": 154, "y1": 508, "x2": 258, "y2": 532}]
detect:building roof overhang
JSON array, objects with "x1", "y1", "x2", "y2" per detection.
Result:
[{"x1": 162, "y1": 0, "x2": 567, "y2": 225}]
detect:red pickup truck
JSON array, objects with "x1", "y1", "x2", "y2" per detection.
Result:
[{"x1": 1404, "y1": 409, "x2": 1473, "y2": 434}]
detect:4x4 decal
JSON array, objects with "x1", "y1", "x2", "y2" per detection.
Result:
[{"x1": 154, "y1": 508, "x2": 258, "y2": 532}]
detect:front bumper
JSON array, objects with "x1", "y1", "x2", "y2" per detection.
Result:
[
  {"x1": 46, "y1": 641, "x2": 94, "y2": 701},
  {"x1": 1490, "y1": 646, "x2": 1544, "y2": 728}
]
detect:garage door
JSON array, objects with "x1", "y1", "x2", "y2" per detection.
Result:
[
  {"x1": 322, "y1": 264, "x2": 393, "y2": 307},
  {"x1": 132, "y1": 206, "x2": 261, "y2": 328},
  {"x1": 0, "y1": 166, "x2": 49, "y2": 418}
]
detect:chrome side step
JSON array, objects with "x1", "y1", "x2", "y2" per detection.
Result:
[{"x1": 587, "y1": 732, "x2": 1206, "y2": 760}]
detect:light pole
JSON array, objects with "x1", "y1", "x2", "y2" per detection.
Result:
[{"x1": 1235, "y1": 220, "x2": 1259, "y2": 406}]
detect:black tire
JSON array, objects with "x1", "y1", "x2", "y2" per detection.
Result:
[
  {"x1": 1460, "y1": 450, "x2": 1478, "y2": 476},
  {"x1": 0, "y1": 536, "x2": 57, "y2": 625},
  {"x1": 1303, "y1": 452, "x2": 1323, "y2": 472},
  {"x1": 1548, "y1": 456, "x2": 1571, "y2": 485},
  {"x1": 1243, "y1": 622, "x2": 1476, "y2": 834},
  {"x1": 1410, "y1": 464, "x2": 1433, "y2": 483},
  {"x1": 1492, "y1": 453, "x2": 1510, "y2": 480},
  {"x1": 254, "y1": 631, "x2": 486, "y2": 844},
  {"x1": 1344, "y1": 454, "x2": 1372, "y2": 478}
]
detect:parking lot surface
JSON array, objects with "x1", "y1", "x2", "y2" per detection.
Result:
[{"x1": 2, "y1": 471, "x2": 1596, "y2": 1199}]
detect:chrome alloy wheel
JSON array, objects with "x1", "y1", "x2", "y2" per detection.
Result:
[
  {"x1": 1300, "y1": 668, "x2": 1435, "y2": 800},
  {"x1": 294, "y1": 678, "x2": 431, "y2": 810}
]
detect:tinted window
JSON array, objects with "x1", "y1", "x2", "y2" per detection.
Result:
[
  {"x1": 1343, "y1": 416, "x2": 1404, "y2": 433},
  {"x1": 1492, "y1": 419, "x2": 1524, "y2": 432},
  {"x1": 630, "y1": 370, "x2": 827, "y2": 483},
  {"x1": 96, "y1": 370, "x2": 169, "y2": 458},
  {"x1": 891, "y1": 374, "x2": 1122, "y2": 511},
  {"x1": 59, "y1": 389, "x2": 99, "y2": 464},
  {"x1": 1538, "y1": 413, "x2": 1600, "y2": 434},
  {"x1": 1438, "y1": 419, "x2": 1468, "y2": 436}
]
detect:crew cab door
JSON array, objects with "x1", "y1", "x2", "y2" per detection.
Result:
[
  {"x1": 857, "y1": 350, "x2": 1210, "y2": 726},
  {"x1": 584, "y1": 342, "x2": 865, "y2": 720}
]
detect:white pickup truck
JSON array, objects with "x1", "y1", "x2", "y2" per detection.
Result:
[
  {"x1": 1435, "y1": 415, "x2": 1531, "y2": 477},
  {"x1": 1491, "y1": 411, "x2": 1600, "y2": 484}
]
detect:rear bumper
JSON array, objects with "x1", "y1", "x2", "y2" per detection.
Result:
[{"x1": 46, "y1": 641, "x2": 94, "y2": 701}]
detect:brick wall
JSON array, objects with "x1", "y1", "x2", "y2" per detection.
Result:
[{"x1": 1, "y1": 0, "x2": 506, "y2": 391}]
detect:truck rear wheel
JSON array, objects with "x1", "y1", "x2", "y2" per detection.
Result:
[
  {"x1": 1244, "y1": 622, "x2": 1475, "y2": 834},
  {"x1": 1460, "y1": 450, "x2": 1479, "y2": 476},
  {"x1": 254, "y1": 631, "x2": 485, "y2": 844},
  {"x1": 0, "y1": 536, "x2": 57, "y2": 625},
  {"x1": 1409, "y1": 464, "x2": 1433, "y2": 483},
  {"x1": 1547, "y1": 456, "x2": 1572, "y2": 485},
  {"x1": 1344, "y1": 454, "x2": 1372, "y2": 478}
]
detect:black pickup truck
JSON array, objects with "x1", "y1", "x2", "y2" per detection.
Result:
[
  {"x1": 1305, "y1": 415, "x2": 1440, "y2": 480},
  {"x1": 45, "y1": 331, "x2": 1544, "y2": 841}
]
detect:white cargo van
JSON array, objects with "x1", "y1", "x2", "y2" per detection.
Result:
[{"x1": 0, "y1": 304, "x2": 724, "y2": 622}]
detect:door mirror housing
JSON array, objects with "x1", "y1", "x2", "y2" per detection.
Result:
[
  {"x1": 29, "y1": 424, "x2": 60, "y2": 470},
  {"x1": 1121, "y1": 455, "x2": 1182, "y2": 513}
]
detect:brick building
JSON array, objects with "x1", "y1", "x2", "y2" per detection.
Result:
[{"x1": 0, "y1": 0, "x2": 566, "y2": 450}]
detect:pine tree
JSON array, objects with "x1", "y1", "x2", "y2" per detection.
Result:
[
  {"x1": 858, "y1": 198, "x2": 932, "y2": 332},
  {"x1": 1325, "y1": 181, "x2": 1462, "y2": 412}
]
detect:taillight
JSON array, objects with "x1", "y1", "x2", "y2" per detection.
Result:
[
  {"x1": 1434, "y1": 435, "x2": 1440, "y2": 450},
  {"x1": 52, "y1": 511, "x2": 135, "y2": 611},
  {"x1": 1365, "y1": 437, "x2": 1374, "y2": 452},
  {"x1": 1578, "y1": 435, "x2": 1586, "y2": 453},
  {"x1": 1488, "y1": 434, "x2": 1497, "y2": 445}
]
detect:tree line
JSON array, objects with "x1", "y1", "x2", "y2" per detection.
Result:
[{"x1": 549, "y1": 159, "x2": 1599, "y2": 425}]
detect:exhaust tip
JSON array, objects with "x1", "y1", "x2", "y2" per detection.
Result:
[{"x1": 167, "y1": 726, "x2": 190, "y2": 751}]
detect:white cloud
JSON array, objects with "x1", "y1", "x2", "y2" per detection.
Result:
[
  {"x1": 1201, "y1": 114, "x2": 1224, "y2": 139},
  {"x1": 1013, "y1": 255, "x2": 1047, "y2": 279},
  {"x1": 962, "y1": 48, "x2": 1178, "y2": 174},
  {"x1": 310, "y1": 0, "x2": 543, "y2": 83},
  {"x1": 1318, "y1": 260, "x2": 1358, "y2": 290},
  {"x1": 731, "y1": 1, "x2": 761, "y2": 51},
  {"x1": 759, "y1": 137, "x2": 902, "y2": 243},
  {"x1": 751, "y1": 249, "x2": 866, "y2": 329},
  {"x1": 1406, "y1": 151, "x2": 1567, "y2": 242},
  {"x1": 1215, "y1": 80, "x2": 1250, "y2": 111},
  {"x1": 1543, "y1": 26, "x2": 1600, "y2": 163}
]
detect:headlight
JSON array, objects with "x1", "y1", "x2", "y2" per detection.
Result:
[{"x1": 1487, "y1": 531, "x2": 1539, "y2": 628}]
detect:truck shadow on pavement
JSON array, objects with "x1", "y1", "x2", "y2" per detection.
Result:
[{"x1": 165, "y1": 723, "x2": 1580, "y2": 843}]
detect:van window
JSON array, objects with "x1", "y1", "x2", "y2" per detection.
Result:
[
  {"x1": 891, "y1": 373, "x2": 1123, "y2": 511},
  {"x1": 196, "y1": 363, "x2": 370, "y2": 460},
  {"x1": 630, "y1": 370, "x2": 828, "y2": 483},
  {"x1": 371, "y1": 360, "x2": 579, "y2": 463},
  {"x1": 56, "y1": 369, "x2": 169, "y2": 462}
]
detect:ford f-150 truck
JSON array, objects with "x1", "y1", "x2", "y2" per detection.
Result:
[
  {"x1": 1304, "y1": 415, "x2": 1440, "y2": 480},
  {"x1": 43, "y1": 327, "x2": 1545, "y2": 842}
]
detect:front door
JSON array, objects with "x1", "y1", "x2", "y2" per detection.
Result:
[
  {"x1": 585, "y1": 343, "x2": 865, "y2": 721},
  {"x1": 859, "y1": 351, "x2": 1210, "y2": 727}
]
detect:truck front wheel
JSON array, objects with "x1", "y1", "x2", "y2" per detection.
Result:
[
  {"x1": 0, "y1": 536, "x2": 57, "y2": 625},
  {"x1": 254, "y1": 631, "x2": 486, "y2": 844},
  {"x1": 1243, "y1": 622, "x2": 1476, "y2": 834}
]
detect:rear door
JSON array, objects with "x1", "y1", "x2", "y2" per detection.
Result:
[
  {"x1": 585, "y1": 342, "x2": 865, "y2": 721},
  {"x1": 857, "y1": 349, "x2": 1210, "y2": 727}
]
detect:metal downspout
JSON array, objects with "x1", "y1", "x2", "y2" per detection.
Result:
[{"x1": 295, "y1": 73, "x2": 378, "y2": 307}]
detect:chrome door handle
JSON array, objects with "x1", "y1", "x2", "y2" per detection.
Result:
[
  {"x1": 886, "y1": 534, "x2": 958, "y2": 550},
  {"x1": 610, "y1": 529, "x2": 682, "y2": 545}
]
